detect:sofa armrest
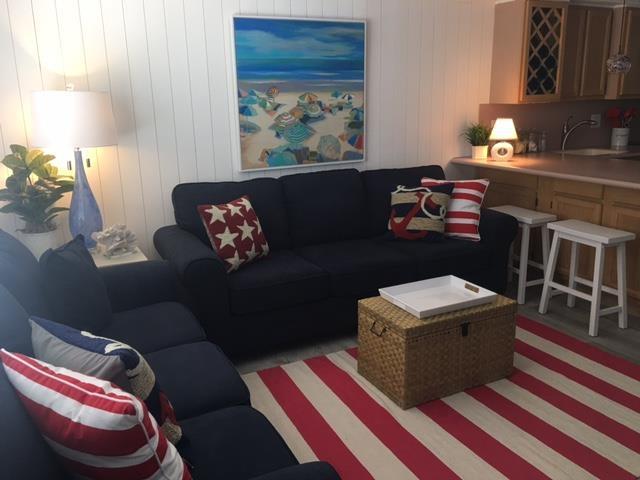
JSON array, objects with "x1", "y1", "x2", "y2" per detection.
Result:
[
  {"x1": 249, "y1": 462, "x2": 341, "y2": 480},
  {"x1": 100, "y1": 260, "x2": 180, "y2": 313},
  {"x1": 479, "y1": 208, "x2": 519, "y2": 249},
  {"x1": 154, "y1": 225, "x2": 230, "y2": 337}
]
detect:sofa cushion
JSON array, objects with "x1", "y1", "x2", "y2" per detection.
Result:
[
  {"x1": 39, "y1": 235, "x2": 112, "y2": 332},
  {"x1": 102, "y1": 302, "x2": 205, "y2": 354},
  {"x1": 198, "y1": 196, "x2": 270, "y2": 272},
  {"x1": 179, "y1": 406, "x2": 297, "y2": 480},
  {"x1": 296, "y1": 239, "x2": 415, "y2": 298},
  {"x1": 0, "y1": 349, "x2": 191, "y2": 480},
  {"x1": 228, "y1": 250, "x2": 329, "y2": 315},
  {"x1": 0, "y1": 365, "x2": 67, "y2": 479},
  {"x1": 146, "y1": 342, "x2": 250, "y2": 420},
  {"x1": 173, "y1": 178, "x2": 290, "y2": 250},
  {"x1": 281, "y1": 169, "x2": 367, "y2": 247},
  {"x1": 386, "y1": 238, "x2": 492, "y2": 279},
  {"x1": 388, "y1": 183, "x2": 453, "y2": 241},
  {"x1": 0, "y1": 285, "x2": 33, "y2": 355},
  {"x1": 361, "y1": 166, "x2": 446, "y2": 236},
  {"x1": 30, "y1": 316, "x2": 183, "y2": 445},
  {"x1": 0, "y1": 229, "x2": 50, "y2": 317}
]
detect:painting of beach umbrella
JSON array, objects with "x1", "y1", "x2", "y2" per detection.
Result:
[
  {"x1": 266, "y1": 86, "x2": 280, "y2": 98},
  {"x1": 349, "y1": 107, "x2": 365, "y2": 121},
  {"x1": 248, "y1": 89, "x2": 262, "y2": 97},
  {"x1": 331, "y1": 90, "x2": 342, "y2": 98},
  {"x1": 298, "y1": 92, "x2": 318, "y2": 104},
  {"x1": 282, "y1": 122, "x2": 315, "y2": 144},
  {"x1": 238, "y1": 88, "x2": 248, "y2": 98},
  {"x1": 346, "y1": 133, "x2": 364, "y2": 150},
  {"x1": 239, "y1": 120, "x2": 261, "y2": 137},
  {"x1": 240, "y1": 95, "x2": 258, "y2": 105},
  {"x1": 270, "y1": 112, "x2": 297, "y2": 136},
  {"x1": 341, "y1": 92, "x2": 354, "y2": 102},
  {"x1": 239, "y1": 105, "x2": 258, "y2": 117},
  {"x1": 302, "y1": 103, "x2": 324, "y2": 121}
]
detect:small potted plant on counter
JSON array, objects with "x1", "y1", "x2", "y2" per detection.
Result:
[
  {"x1": 606, "y1": 107, "x2": 638, "y2": 150},
  {"x1": 0, "y1": 144, "x2": 74, "y2": 257},
  {"x1": 462, "y1": 123, "x2": 491, "y2": 159}
]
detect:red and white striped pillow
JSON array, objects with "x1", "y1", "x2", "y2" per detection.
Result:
[
  {"x1": 421, "y1": 178, "x2": 490, "y2": 241},
  {"x1": 0, "y1": 349, "x2": 190, "y2": 480}
]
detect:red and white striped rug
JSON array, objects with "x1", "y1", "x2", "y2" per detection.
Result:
[{"x1": 242, "y1": 316, "x2": 640, "y2": 480}]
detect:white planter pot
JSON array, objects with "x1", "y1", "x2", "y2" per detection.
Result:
[
  {"x1": 471, "y1": 145, "x2": 488, "y2": 160},
  {"x1": 20, "y1": 229, "x2": 61, "y2": 259},
  {"x1": 611, "y1": 127, "x2": 630, "y2": 150}
]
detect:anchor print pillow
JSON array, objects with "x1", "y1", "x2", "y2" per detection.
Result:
[
  {"x1": 198, "y1": 196, "x2": 270, "y2": 272},
  {"x1": 388, "y1": 183, "x2": 454, "y2": 242}
]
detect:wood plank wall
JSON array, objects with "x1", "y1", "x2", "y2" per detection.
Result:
[{"x1": 0, "y1": 0, "x2": 495, "y2": 256}]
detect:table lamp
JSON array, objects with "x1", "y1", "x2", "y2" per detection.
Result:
[
  {"x1": 490, "y1": 118, "x2": 518, "y2": 162},
  {"x1": 31, "y1": 88, "x2": 117, "y2": 249}
]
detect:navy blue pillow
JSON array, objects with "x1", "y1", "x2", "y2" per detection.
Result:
[{"x1": 39, "y1": 235, "x2": 112, "y2": 332}]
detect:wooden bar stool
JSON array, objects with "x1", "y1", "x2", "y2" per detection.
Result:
[
  {"x1": 539, "y1": 219, "x2": 635, "y2": 336},
  {"x1": 491, "y1": 205, "x2": 557, "y2": 304}
]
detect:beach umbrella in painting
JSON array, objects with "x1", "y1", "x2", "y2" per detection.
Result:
[
  {"x1": 289, "y1": 106, "x2": 305, "y2": 120},
  {"x1": 349, "y1": 107, "x2": 365, "y2": 121},
  {"x1": 270, "y1": 112, "x2": 297, "y2": 133},
  {"x1": 266, "y1": 86, "x2": 280, "y2": 98},
  {"x1": 248, "y1": 89, "x2": 262, "y2": 97},
  {"x1": 239, "y1": 95, "x2": 258, "y2": 105},
  {"x1": 346, "y1": 133, "x2": 364, "y2": 150},
  {"x1": 298, "y1": 92, "x2": 319, "y2": 104},
  {"x1": 239, "y1": 105, "x2": 258, "y2": 117},
  {"x1": 282, "y1": 122, "x2": 315, "y2": 144},
  {"x1": 239, "y1": 119, "x2": 261, "y2": 137},
  {"x1": 303, "y1": 103, "x2": 324, "y2": 119},
  {"x1": 238, "y1": 88, "x2": 248, "y2": 98},
  {"x1": 341, "y1": 92, "x2": 354, "y2": 102},
  {"x1": 331, "y1": 90, "x2": 342, "y2": 98}
]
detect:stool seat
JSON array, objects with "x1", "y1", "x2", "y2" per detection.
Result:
[
  {"x1": 548, "y1": 219, "x2": 636, "y2": 245},
  {"x1": 490, "y1": 205, "x2": 557, "y2": 226}
]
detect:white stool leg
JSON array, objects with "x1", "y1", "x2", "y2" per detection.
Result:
[
  {"x1": 508, "y1": 242, "x2": 515, "y2": 283},
  {"x1": 567, "y1": 242, "x2": 579, "y2": 308},
  {"x1": 617, "y1": 243, "x2": 628, "y2": 329},
  {"x1": 589, "y1": 245, "x2": 606, "y2": 337},
  {"x1": 539, "y1": 232, "x2": 560, "y2": 314},
  {"x1": 517, "y1": 224, "x2": 531, "y2": 304},
  {"x1": 541, "y1": 225, "x2": 550, "y2": 270}
]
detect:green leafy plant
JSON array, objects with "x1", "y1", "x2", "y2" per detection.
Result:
[
  {"x1": 461, "y1": 123, "x2": 491, "y2": 146},
  {"x1": 0, "y1": 144, "x2": 74, "y2": 233}
]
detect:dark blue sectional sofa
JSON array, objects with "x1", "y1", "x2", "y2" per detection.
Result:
[
  {"x1": 155, "y1": 166, "x2": 518, "y2": 357},
  {"x1": 0, "y1": 230, "x2": 339, "y2": 480}
]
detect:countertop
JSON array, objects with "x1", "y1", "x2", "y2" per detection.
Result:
[{"x1": 451, "y1": 147, "x2": 640, "y2": 190}]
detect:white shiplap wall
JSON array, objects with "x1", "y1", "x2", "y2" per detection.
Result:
[{"x1": 0, "y1": 0, "x2": 495, "y2": 256}]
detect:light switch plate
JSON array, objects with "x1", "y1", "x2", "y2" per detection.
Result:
[{"x1": 590, "y1": 113, "x2": 601, "y2": 128}]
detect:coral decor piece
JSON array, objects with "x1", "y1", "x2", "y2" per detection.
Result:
[
  {"x1": 606, "y1": 107, "x2": 638, "y2": 128},
  {"x1": 92, "y1": 224, "x2": 137, "y2": 258}
]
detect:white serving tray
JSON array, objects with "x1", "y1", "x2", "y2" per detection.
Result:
[{"x1": 379, "y1": 276, "x2": 497, "y2": 319}]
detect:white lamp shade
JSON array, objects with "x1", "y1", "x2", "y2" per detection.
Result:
[
  {"x1": 31, "y1": 91, "x2": 117, "y2": 148},
  {"x1": 489, "y1": 118, "x2": 518, "y2": 141}
]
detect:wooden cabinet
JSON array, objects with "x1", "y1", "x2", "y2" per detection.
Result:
[
  {"x1": 490, "y1": 0, "x2": 567, "y2": 104},
  {"x1": 476, "y1": 170, "x2": 640, "y2": 304},
  {"x1": 562, "y1": 6, "x2": 612, "y2": 99},
  {"x1": 610, "y1": 7, "x2": 640, "y2": 98}
]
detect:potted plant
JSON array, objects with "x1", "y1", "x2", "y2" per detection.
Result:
[
  {"x1": 462, "y1": 123, "x2": 491, "y2": 159},
  {"x1": 606, "y1": 107, "x2": 638, "y2": 150},
  {"x1": 0, "y1": 144, "x2": 74, "y2": 257}
]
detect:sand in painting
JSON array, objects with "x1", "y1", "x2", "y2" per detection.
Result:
[{"x1": 234, "y1": 17, "x2": 365, "y2": 171}]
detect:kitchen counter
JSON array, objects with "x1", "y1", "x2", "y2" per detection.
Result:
[{"x1": 451, "y1": 149, "x2": 640, "y2": 190}]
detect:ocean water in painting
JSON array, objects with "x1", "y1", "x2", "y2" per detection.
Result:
[{"x1": 233, "y1": 17, "x2": 365, "y2": 171}]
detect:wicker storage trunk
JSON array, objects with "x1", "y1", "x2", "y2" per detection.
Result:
[{"x1": 357, "y1": 295, "x2": 517, "y2": 409}]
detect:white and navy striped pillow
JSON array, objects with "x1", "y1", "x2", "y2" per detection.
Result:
[
  {"x1": 421, "y1": 178, "x2": 490, "y2": 241},
  {"x1": 0, "y1": 349, "x2": 190, "y2": 480}
]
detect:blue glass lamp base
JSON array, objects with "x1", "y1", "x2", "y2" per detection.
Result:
[{"x1": 69, "y1": 148, "x2": 103, "y2": 249}]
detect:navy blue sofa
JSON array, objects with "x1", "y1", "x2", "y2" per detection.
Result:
[
  {"x1": 0, "y1": 230, "x2": 339, "y2": 480},
  {"x1": 155, "y1": 166, "x2": 519, "y2": 357}
]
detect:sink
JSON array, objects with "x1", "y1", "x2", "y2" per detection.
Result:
[{"x1": 558, "y1": 148, "x2": 628, "y2": 156}]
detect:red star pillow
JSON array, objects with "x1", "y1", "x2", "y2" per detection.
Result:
[{"x1": 198, "y1": 196, "x2": 269, "y2": 272}]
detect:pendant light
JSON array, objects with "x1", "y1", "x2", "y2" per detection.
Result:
[{"x1": 607, "y1": 0, "x2": 632, "y2": 74}]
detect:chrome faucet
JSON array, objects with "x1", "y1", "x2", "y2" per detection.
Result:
[{"x1": 561, "y1": 115, "x2": 598, "y2": 151}]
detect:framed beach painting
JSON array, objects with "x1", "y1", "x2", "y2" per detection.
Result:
[{"x1": 232, "y1": 16, "x2": 366, "y2": 171}]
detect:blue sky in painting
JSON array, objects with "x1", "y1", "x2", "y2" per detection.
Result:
[{"x1": 233, "y1": 18, "x2": 365, "y2": 85}]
